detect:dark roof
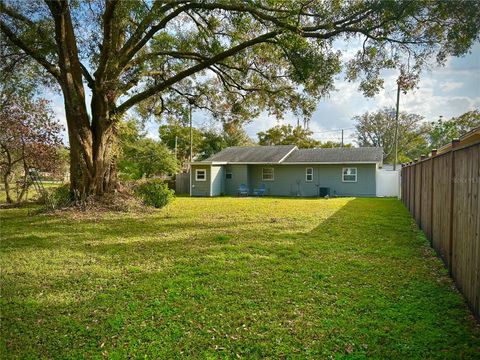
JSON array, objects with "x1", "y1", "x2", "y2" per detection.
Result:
[
  {"x1": 283, "y1": 147, "x2": 383, "y2": 163},
  {"x1": 196, "y1": 145, "x2": 383, "y2": 164},
  {"x1": 203, "y1": 145, "x2": 296, "y2": 163}
]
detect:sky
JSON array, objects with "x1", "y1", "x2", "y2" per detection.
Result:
[{"x1": 48, "y1": 41, "x2": 480, "y2": 146}]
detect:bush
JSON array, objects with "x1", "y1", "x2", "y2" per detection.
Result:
[
  {"x1": 134, "y1": 179, "x2": 174, "y2": 208},
  {"x1": 40, "y1": 184, "x2": 71, "y2": 209}
]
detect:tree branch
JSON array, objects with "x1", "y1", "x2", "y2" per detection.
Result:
[
  {"x1": 117, "y1": 3, "x2": 193, "y2": 71},
  {"x1": 0, "y1": 20, "x2": 60, "y2": 80},
  {"x1": 115, "y1": 31, "x2": 279, "y2": 114},
  {"x1": 94, "y1": 0, "x2": 119, "y2": 82}
]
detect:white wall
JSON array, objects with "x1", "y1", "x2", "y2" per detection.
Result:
[
  {"x1": 210, "y1": 166, "x2": 225, "y2": 196},
  {"x1": 376, "y1": 169, "x2": 400, "y2": 197}
]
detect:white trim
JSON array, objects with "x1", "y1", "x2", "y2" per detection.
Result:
[
  {"x1": 262, "y1": 167, "x2": 275, "y2": 181},
  {"x1": 342, "y1": 167, "x2": 358, "y2": 183},
  {"x1": 189, "y1": 161, "x2": 379, "y2": 165},
  {"x1": 195, "y1": 168, "x2": 207, "y2": 181},
  {"x1": 278, "y1": 146, "x2": 298, "y2": 163},
  {"x1": 305, "y1": 167, "x2": 313, "y2": 182},
  {"x1": 281, "y1": 161, "x2": 378, "y2": 165},
  {"x1": 209, "y1": 169, "x2": 213, "y2": 197}
]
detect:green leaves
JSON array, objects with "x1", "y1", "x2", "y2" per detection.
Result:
[
  {"x1": 118, "y1": 120, "x2": 178, "y2": 180},
  {"x1": 258, "y1": 124, "x2": 320, "y2": 148}
]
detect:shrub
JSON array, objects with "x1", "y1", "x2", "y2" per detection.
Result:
[
  {"x1": 134, "y1": 179, "x2": 174, "y2": 208},
  {"x1": 41, "y1": 184, "x2": 72, "y2": 209}
]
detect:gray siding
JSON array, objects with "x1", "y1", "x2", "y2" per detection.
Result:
[
  {"x1": 315, "y1": 164, "x2": 376, "y2": 197},
  {"x1": 211, "y1": 166, "x2": 225, "y2": 196},
  {"x1": 193, "y1": 163, "x2": 377, "y2": 197},
  {"x1": 225, "y1": 165, "x2": 249, "y2": 195},
  {"x1": 248, "y1": 164, "x2": 376, "y2": 197},
  {"x1": 191, "y1": 165, "x2": 210, "y2": 196}
]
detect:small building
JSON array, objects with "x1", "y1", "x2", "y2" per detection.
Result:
[{"x1": 189, "y1": 145, "x2": 386, "y2": 197}]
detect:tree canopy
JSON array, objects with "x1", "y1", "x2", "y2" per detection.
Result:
[
  {"x1": 0, "y1": 97, "x2": 63, "y2": 203},
  {"x1": 258, "y1": 124, "x2": 320, "y2": 148},
  {"x1": 354, "y1": 107, "x2": 430, "y2": 163},
  {"x1": 428, "y1": 110, "x2": 480, "y2": 149},
  {"x1": 1, "y1": 0, "x2": 479, "y2": 196},
  {"x1": 118, "y1": 120, "x2": 178, "y2": 180}
]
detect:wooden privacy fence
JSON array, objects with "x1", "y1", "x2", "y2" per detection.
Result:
[
  {"x1": 401, "y1": 139, "x2": 479, "y2": 319},
  {"x1": 175, "y1": 172, "x2": 190, "y2": 194}
]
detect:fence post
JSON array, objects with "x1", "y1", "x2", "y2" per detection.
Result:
[{"x1": 448, "y1": 139, "x2": 459, "y2": 275}]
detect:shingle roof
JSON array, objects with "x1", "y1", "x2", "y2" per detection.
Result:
[
  {"x1": 197, "y1": 145, "x2": 383, "y2": 164},
  {"x1": 283, "y1": 147, "x2": 383, "y2": 163},
  {"x1": 203, "y1": 145, "x2": 296, "y2": 163}
]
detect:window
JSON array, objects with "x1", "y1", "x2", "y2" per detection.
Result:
[
  {"x1": 306, "y1": 167, "x2": 313, "y2": 182},
  {"x1": 226, "y1": 173, "x2": 232, "y2": 179},
  {"x1": 262, "y1": 167, "x2": 274, "y2": 181},
  {"x1": 342, "y1": 167, "x2": 357, "y2": 182},
  {"x1": 195, "y1": 169, "x2": 206, "y2": 181}
]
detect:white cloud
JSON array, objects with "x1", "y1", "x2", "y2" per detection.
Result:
[{"x1": 440, "y1": 82, "x2": 464, "y2": 92}]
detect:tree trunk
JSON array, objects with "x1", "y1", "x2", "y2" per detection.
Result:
[
  {"x1": 3, "y1": 168, "x2": 13, "y2": 204},
  {"x1": 64, "y1": 103, "x2": 117, "y2": 198},
  {"x1": 16, "y1": 160, "x2": 29, "y2": 203}
]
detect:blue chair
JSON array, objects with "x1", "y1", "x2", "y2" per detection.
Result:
[
  {"x1": 253, "y1": 183, "x2": 266, "y2": 196},
  {"x1": 238, "y1": 184, "x2": 249, "y2": 196}
]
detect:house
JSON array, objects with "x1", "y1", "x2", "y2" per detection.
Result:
[{"x1": 189, "y1": 145, "x2": 385, "y2": 197}]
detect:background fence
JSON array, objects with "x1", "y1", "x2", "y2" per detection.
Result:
[
  {"x1": 175, "y1": 172, "x2": 190, "y2": 194},
  {"x1": 401, "y1": 140, "x2": 479, "y2": 319}
]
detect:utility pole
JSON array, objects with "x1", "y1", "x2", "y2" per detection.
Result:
[
  {"x1": 189, "y1": 102, "x2": 193, "y2": 165},
  {"x1": 341, "y1": 129, "x2": 344, "y2": 148},
  {"x1": 174, "y1": 133, "x2": 178, "y2": 160},
  {"x1": 393, "y1": 82, "x2": 401, "y2": 170}
]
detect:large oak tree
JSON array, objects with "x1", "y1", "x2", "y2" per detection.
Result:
[{"x1": 1, "y1": 0, "x2": 479, "y2": 196}]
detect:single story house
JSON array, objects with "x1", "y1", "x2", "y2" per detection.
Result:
[{"x1": 189, "y1": 145, "x2": 384, "y2": 197}]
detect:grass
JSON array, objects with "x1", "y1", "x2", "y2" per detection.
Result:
[
  {"x1": 1, "y1": 197, "x2": 479, "y2": 358},
  {"x1": 0, "y1": 182, "x2": 61, "y2": 204}
]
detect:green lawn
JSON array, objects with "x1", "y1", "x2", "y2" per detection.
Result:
[
  {"x1": 0, "y1": 182, "x2": 61, "y2": 204},
  {"x1": 1, "y1": 197, "x2": 479, "y2": 358}
]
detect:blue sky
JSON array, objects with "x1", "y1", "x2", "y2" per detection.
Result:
[{"x1": 48, "y1": 42, "x2": 480, "y2": 146}]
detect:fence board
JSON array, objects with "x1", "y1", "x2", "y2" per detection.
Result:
[
  {"x1": 175, "y1": 172, "x2": 190, "y2": 194},
  {"x1": 432, "y1": 153, "x2": 452, "y2": 267},
  {"x1": 451, "y1": 144, "x2": 480, "y2": 317},
  {"x1": 420, "y1": 159, "x2": 433, "y2": 240},
  {"x1": 414, "y1": 162, "x2": 422, "y2": 225},
  {"x1": 401, "y1": 141, "x2": 479, "y2": 319}
]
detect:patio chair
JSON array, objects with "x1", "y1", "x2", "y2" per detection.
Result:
[
  {"x1": 253, "y1": 183, "x2": 266, "y2": 196},
  {"x1": 238, "y1": 184, "x2": 249, "y2": 196}
]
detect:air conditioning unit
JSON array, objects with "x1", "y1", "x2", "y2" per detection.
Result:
[{"x1": 319, "y1": 187, "x2": 330, "y2": 197}]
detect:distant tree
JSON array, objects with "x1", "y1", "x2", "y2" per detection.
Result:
[
  {"x1": 0, "y1": 97, "x2": 63, "y2": 203},
  {"x1": 198, "y1": 130, "x2": 228, "y2": 161},
  {"x1": 319, "y1": 141, "x2": 352, "y2": 148},
  {"x1": 118, "y1": 120, "x2": 178, "y2": 180},
  {"x1": 354, "y1": 108, "x2": 429, "y2": 163},
  {"x1": 158, "y1": 124, "x2": 203, "y2": 168},
  {"x1": 429, "y1": 110, "x2": 480, "y2": 149},
  {"x1": 258, "y1": 125, "x2": 320, "y2": 148},
  {"x1": 222, "y1": 120, "x2": 253, "y2": 147}
]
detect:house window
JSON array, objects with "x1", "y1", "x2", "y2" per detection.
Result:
[
  {"x1": 306, "y1": 167, "x2": 313, "y2": 182},
  {"x1": 195, "y1": 169, "x2": 206, "y2": 181},
  {"x1": 262, "y1": 167, "x2": 274, "y2": 181},
  {"x1": 342, "y1": 167, "x2": 357, "y2": 182},
  {"x1": 226, "y1": 173, "x2": 232, "y2": 179}
]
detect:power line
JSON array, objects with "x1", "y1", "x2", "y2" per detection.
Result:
[{"x1": 310, "y1": 127, "x2": 355, "y2": 134}]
